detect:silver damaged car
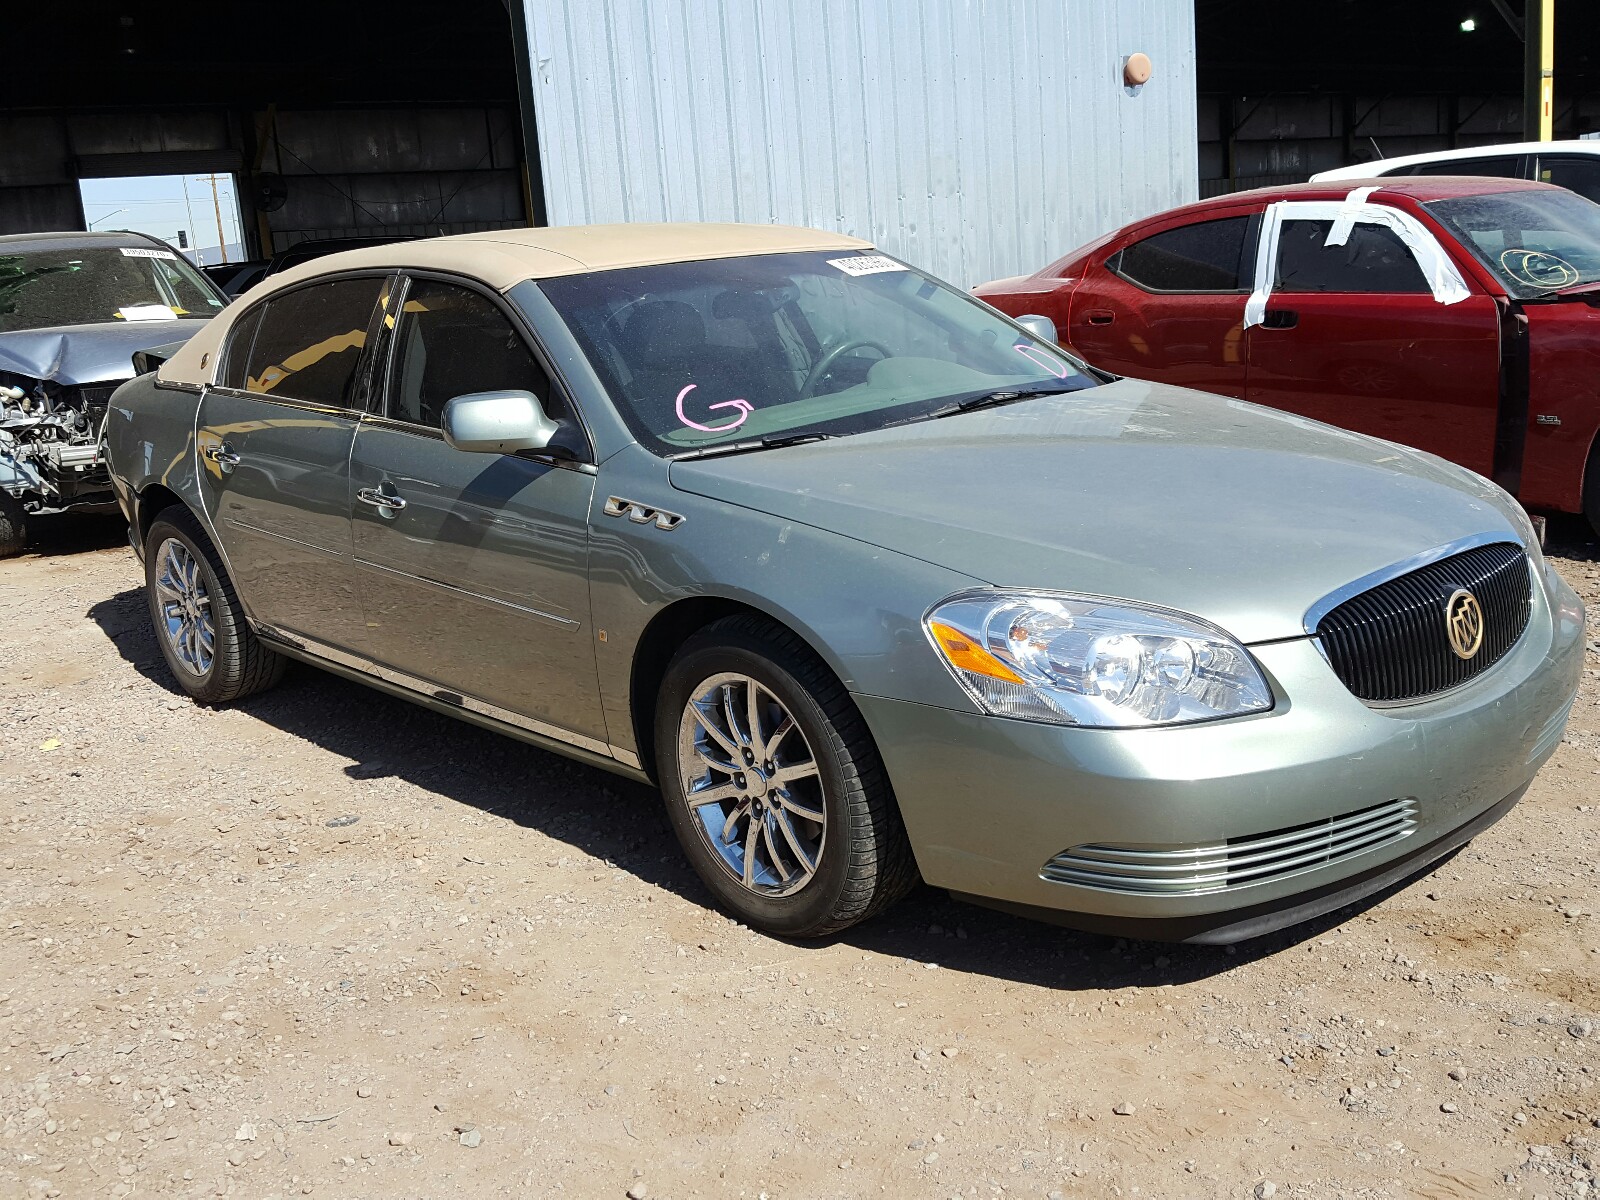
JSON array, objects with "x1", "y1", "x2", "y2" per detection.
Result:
[{"x1": 103, "y1": 224, "x2": 1585, "y2": 943}]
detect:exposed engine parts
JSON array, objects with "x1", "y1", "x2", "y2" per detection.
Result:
[{"x1": 0, "y1": 373, "x2": 118, "y2": 517}]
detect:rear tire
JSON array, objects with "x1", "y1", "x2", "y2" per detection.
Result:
[
  {"x1": 0, "y1": 491, "x2": 26, "y2": 558},
  {"x1": 143, "y1": 506, "x2": 285, "y2": 704},
  {"x1": 654, "y1": 614, "x2": 918, "y2": 938}
]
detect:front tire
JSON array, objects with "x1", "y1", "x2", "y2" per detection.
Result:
[
  {"x1": 143, "y1": 506, "x2": 284, "y2": 704},
  {"x1": 654, "y1": 615, "x2": 918, "y2": 937},
  {"x1": 0, "y1": 491, "x2": 26, "y2": 558}
]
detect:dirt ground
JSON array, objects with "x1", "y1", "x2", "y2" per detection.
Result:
[{"x1": 2, "y1": 514, "x2": 1598, "y2": 1200}]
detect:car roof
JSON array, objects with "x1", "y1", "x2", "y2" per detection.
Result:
[
  {"x1": 1313, "y1": 138, "x2": 1599, "y2": 181},
  {"x1": 0, "y1": 229, "x2": 168, "y2": 254},
  {"x1": 1123, "y1": 175, "x2": 1554, "y2": 228},
  {"x1": 258, "y1": 222, "x2": 874, "y2": 296},
  {"x1": 158, "y1": 221, "x2": 875, "y2": 390}
]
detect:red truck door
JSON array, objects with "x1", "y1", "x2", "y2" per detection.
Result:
[
  {"x1": 1244, "y1": 212, "x2": 1502, "y2": 478},
  {"x1": 1067, "y1": 213, "x2": 1256, "y2": 398}
]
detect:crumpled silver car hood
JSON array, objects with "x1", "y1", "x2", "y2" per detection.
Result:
[
  {"x1": 0, "y1": 320, "x2": 206, "y2": 385},
  {"x1": 668, "y1": 378, "x2": 1526, "y2": 644}
]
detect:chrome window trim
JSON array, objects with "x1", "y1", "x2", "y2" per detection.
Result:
[
  {"x1": 350, "y1": 557, "x2": 579, "y2": 628},
  {"x1": 254, "y1": 626, "x2": 627, "y2": 761},
  {"x1": 1301, "y1": 530, "x2": 1525, "y2": 634},
  {"x1": 202, "y1": 384, "x2": 358, "y2": 419}
]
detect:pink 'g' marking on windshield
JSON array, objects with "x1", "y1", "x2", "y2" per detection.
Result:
[
  {"x1": 1014, "y1": 343, "x2": 1070, "y2": 378},
  {"x1": 676, "y1": 383, "x2": 754, "y2": 432}
]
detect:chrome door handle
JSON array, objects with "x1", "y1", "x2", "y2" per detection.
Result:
[
  {"x1": 356, "y1": 486, "x2": 407, "y2": 517},
  {"x1": 205, "y1": 443, "x2": 241, "y2": 472}
]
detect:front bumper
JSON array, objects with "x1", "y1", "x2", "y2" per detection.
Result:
[{"x1": 858, "y1": 562, "x2": 1584, "y2": 944}]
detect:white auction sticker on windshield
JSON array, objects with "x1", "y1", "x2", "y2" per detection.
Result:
[
  {"x1": 826, "y1": 255, "x2": 907, "y2": 277},
  {"x1": 118, "y1": 304, "x2": 179, "y2": 322},
  {"x1": 119, "y1": 247, "x2": 177, "y2": 260}
]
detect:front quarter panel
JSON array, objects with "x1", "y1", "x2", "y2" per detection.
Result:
[
  {"x1": 589, "y1": 444, "x2": 983, "y2": 765},
  {"x1": 104, "y1": 375, "x2": 204, "y2": 547}
]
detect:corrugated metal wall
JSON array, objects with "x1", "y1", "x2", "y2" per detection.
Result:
[{"x1": 523, "y1": 0, "x2": 1197, "y2": 287}]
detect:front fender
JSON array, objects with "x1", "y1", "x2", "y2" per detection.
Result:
[{"x1": 588, "y1": 445, "x2": 983, "y2": 760}]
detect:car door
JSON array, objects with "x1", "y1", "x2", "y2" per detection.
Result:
[
  {"x1": 1066, "y1": 211, "x2": 1256, "y2": 397},
  {"x1": 349, "y1": 273, "x2": 607, "y2": 747},
  {"x1": 1243, "y1": 207, "x2": 1503, "y2": 478},
  {"x1": 194, "y1": 273, "x2": 391, "y2": 651}
]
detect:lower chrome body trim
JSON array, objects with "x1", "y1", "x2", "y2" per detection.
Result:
[{"x1": 255, "y1": 624, "x2": 637, "y2": 766}]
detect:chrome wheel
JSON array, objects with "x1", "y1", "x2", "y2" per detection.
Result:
[
  {"x1": 677, "y1": 672, "x2": 825, "y2": 896},
  {"x1": 153, "y1": 537, "x2": 215, "y2": 677}
]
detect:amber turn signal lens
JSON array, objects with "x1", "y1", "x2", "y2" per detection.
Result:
[{"x1": 929, "y1": 621, "x2": 1025, "y2": 684}]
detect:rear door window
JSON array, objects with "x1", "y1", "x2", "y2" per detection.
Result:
[
  {"x1": 243, "y1": 277, "x2": 386, "y2": 407},
  {"x1": 1112, "y1": 216, "x2": 1252, "y2": 292},
  {"x1": 1537, "y1": 155, "x2": 1600, "y2": 204},
  {"x1": 1273, "y1": 220, "x2": 1430, "y2": 293}
]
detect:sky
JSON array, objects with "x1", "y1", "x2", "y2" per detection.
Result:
[{"x1": 78, "y1": 174, "x2": 247, "y2": 266}]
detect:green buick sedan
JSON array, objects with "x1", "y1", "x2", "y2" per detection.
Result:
[{"x1": 104, "y1": 224, "x2": 1584, "y2": 944}]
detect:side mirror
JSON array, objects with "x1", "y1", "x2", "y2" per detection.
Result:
[
  {"x1": 1013, "y1": 314, "x2": 1059, "y2": 345},
  {"x1": 440, "y1": 390, "x2": 559, "y2": 454}
]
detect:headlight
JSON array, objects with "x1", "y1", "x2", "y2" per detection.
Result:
[{"x1": 925, "y1": 590, "x2": 1274, "y2": 728}]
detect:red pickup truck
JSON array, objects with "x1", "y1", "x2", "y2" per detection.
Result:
[{"x1": 975, "y1": 177, "x2": 1600, "y2": 535}]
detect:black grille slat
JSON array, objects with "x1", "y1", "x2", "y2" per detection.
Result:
[{"x1": 1316, "y1": 542, "x2": 1529, "y2": 703}]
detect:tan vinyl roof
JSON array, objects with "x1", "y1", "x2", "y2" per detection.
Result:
[{"x1": 159, "y1": 222, "x2": 873, "y2": 388}]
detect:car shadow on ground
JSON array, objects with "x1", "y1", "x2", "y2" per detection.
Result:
[
  {"x1": 88, "y1": 585, "x2": 1468, "y2": 993},
  {"x1": 13, "y1": 510, "x2": 129, "y2": 559}
]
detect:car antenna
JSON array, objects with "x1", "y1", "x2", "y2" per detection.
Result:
[{"x1": 1367, "y1": 135, "x2": 1385, "y2": 161}]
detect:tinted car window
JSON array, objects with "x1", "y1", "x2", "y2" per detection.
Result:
[
  {"x1": 1274, "y1": 220, "x2": 1429, "y2": 293},
  {"x1": 1113, "y1": 217, "x2": 1250, "y2": 291},
  {"x1": 1408, "y1": 155, "x2": 1522, "y2": 179},
  {"x1": 219, "y1": 304, "x2": 264, "y2": 390},
  {"x1": 1538, "y1": 156, "x2": 1600, "y2": 204},
  {"x1": 244, "y1": 277, "x2": 384, "y2": 406},
  {"x1": 390, "y1": 279, "x2": 550, "y2": 429}
]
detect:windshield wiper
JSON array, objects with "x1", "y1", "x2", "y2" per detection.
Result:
[
  {"x1": 928, "y1": 381, "x2": 1087, "y2": 420},
  {"x1": 669, "y1": 431, "x2": 833, "y2": 461}
]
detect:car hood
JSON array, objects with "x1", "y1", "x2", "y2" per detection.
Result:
[
  {"x1": 667, "y1": 379, "x2": 1527, "y2": 643},
  {"x1": 0, "y1": 320, "x2": 208, "y2": 385}
]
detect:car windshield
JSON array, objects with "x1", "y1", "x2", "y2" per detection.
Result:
[
  {"x1": 1426, "y1": 188, "x2": 1600, "y2": 298},
  {"x1": 539, "y1": 250, "x2": 1095, "y2": 454},
  {"x1": 0, "y1": 245, "x2": 226, "y2": 333}
]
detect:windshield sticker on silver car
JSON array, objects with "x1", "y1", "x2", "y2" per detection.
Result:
[
  {"x1": 675, "y1": 383, "x2": 754, "y2": 433},
  {"x1": 826, "y1": 255, "x2": 907, "y2": 277},
  {"x1": 1013, "y1": 343, "x2": 1071, "y2": 378},
  {"x1": 118, "y1": 304, "x2": 179, "y2": 322},
  {"x1": 118, "y1": 247, "x2": 178, "y2": 260}
]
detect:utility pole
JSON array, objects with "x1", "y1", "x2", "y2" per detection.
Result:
[
  {"x1": 1522, "y1": 0, "x2": 1555, "y2": 141},
  {"x1": 201, "y1": 173, "x2": 230, "y2": 263},
  {"x1": 181, "y1": 176, "x2": 201, "y2": 266}
]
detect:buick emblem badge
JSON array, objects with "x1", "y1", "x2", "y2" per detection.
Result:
[{"x1": 1445, "y1": 589, "x2": 1485, "y2": 660}]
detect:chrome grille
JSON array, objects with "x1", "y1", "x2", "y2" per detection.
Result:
[
  {"x1": 1314, "y1": 542, "x2": 1530, "y2": 704},
  {"x1": 1040, "y1": 798, "x2": 1418, "y2": 896}
]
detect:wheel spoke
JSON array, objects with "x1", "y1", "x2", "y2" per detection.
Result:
[
  {"x1": 687, "y1": 781, "x2": 741, "y2": 808},
  {"x1": 741, "y1": 816, "x2": 760, "y2": 887},
  {"x1": 693, "y1": 743, "x2": 738, "y2": 776},
  {"x1": 746, "y1": 682, "x2": 765, "y2": 753},
  {"x1": 154, "y1": 578, "x2": 184, "y2": 604},
  {"x1": 762, "y1": 713, "x2": 794, "y2": 758},
  {"x1": 773, "y1": 808, "x2": 816, "y2": 874},
  {"x1": 721, "y1": 799, "x2": 751, "y2": 844},
  {"x1": 772, "y1": 761, "x2": 818, "y2": 785},
  {"x1": 692, "y1": 701, "x2": 739, "y2": 758},
  {"x1": 762, "y1": 815, "x2": 794, "y2": 882},
  {"x1": 777, "y1": 788, "x2": 825, "y2": 824},
  {"x1": 721, "y1": 683, "x2": 747, "y2": 748}
]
